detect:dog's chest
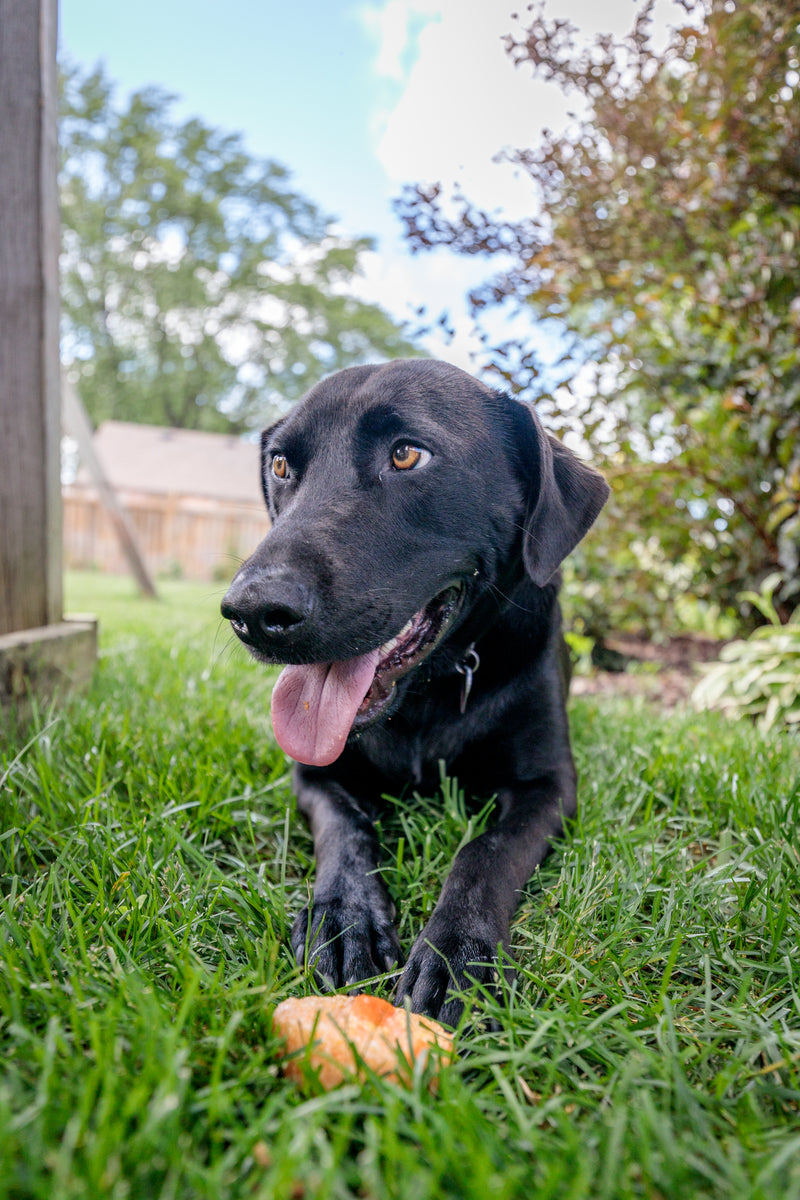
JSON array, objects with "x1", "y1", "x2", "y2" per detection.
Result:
[
  {"x1": 352, "y1": 682, "x2": 493, "y2": 791},
  {"x1": 356, "y1": 726, "x2": 455, "y2": 790}
]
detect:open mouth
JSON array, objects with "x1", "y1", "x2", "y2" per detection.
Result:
[
  {"x1": 353, "y1": 584, "x2": 464, "y2": 728},
  {"x1": 269, "y1": 584, "x2": 464, "y2": 768}
]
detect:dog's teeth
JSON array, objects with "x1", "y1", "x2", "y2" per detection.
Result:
[{"x1": 379, "y1": 615, "x2": 419, "y2": 658}]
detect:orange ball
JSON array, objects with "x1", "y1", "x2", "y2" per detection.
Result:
[{"x1": 272, "y1": 993, "x2": 455, "y2": 1089}]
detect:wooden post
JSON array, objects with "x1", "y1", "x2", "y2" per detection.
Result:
[
  {"x1": 62, "y1": 379, "x2": 158, "y2": 598},
  {"x1": 0, "y1": 0, "x2": 96, "y2": 716}
]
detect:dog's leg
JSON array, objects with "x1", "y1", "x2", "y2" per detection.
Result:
[
  {"x1": 290, "y1": 766, "x2": 401, "y2": 988},
  {"x1": 396, "y1": 775, "x2": 575, "y2": 1025}
]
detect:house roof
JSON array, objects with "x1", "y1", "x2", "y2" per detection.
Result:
[{"x1": 76, "y1": 421, "x2": 264, "y2": 505}]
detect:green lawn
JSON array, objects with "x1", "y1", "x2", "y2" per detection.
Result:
[{"x1": 1, "y1": 571, "x2": 799, "y2": 1199}]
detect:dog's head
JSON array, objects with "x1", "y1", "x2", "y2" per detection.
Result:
[{"x1": 222, "y1": 359, "x2": 608, "y2": 765}]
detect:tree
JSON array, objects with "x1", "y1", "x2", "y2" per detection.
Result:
[
  {"x1": 396, "y1": 0, "x2": 800, "y2": 631},
  {"x1": 60, "y1": 65, "x2": 417, "y2": 433}
]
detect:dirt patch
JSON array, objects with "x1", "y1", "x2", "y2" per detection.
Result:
[{"x1": 570, "y1": 633, "x2": 726, "y2": 709}]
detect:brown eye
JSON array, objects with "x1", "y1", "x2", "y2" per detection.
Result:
[
  {"x1": 391, "y1": 443, "x2": 430, "y2": 471},
  {"x1": 272, "y1": 454, "x2": 289, "y2": 479}
]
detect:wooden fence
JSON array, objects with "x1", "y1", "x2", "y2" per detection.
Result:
[{"x1": 63, "y1": 487, "x2": 269, "y2": 583}]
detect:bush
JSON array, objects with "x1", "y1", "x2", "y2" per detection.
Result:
[{"x1": 692, "y1": 576, "x2": 800, "y2": 730}]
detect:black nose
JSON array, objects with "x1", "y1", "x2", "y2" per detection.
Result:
[{"x1": 221, "y1": 573, "x2": 313, "y2": 644}]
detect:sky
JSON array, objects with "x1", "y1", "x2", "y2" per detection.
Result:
[{"x1": 60, "y1": 0, "x2": 684, "y2": 372}]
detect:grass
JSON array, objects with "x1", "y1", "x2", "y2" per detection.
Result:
[{"x1": 1, "y1": 570, "x2": 799, "y2": 1199}]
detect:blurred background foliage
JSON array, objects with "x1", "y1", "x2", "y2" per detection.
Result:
[
  {"x1": 396, "y1": 0, "x2": 800, "y2": 637},
  {"x1": 59, "y1": 65, "x2": 418, "y2": 435},
  {"x1": 692, "y1": 574, "x2": 800, "y2": 728}
]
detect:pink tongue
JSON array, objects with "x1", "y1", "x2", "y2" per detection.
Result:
[{"x1": 270, "y1": 649, "x2": 381, "y2": 766}]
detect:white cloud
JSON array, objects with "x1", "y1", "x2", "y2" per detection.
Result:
[
  {"x1": 362, "y1": 0, "x2": 687, "y2": 216},
  {"x1": 360, "y1": 0, "x2": 441, "y2": 83},
  {"x1": 354, "y1": 0, "x2": 688, "y2": 372},
  {"x1": 355, "y1": 243, "x2": 493, "y2": 369},
  {"x1": 365, "y1": 0, "x2": 546, "y2": 218}
]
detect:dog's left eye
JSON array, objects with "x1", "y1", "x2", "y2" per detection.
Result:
[{"x1": 391, "y1": 443, "x2": 431, "y2": 471}]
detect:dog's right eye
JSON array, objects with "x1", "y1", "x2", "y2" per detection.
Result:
[
  {"x1": 272, "y1": 454, "x2": 289, "y2": 479},
  {"x1": 391, "y1": 443, "x2": 431, "y2": 471}
]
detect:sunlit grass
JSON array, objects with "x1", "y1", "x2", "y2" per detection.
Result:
[{"x1": 1, "y1": 571, "x2": 799, "y2": 1199}]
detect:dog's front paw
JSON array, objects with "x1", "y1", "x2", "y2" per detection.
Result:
[
  {"x1": 291, "y1": 885, "x2": 402, "y2": 989},
  {"x1": 395, "y1": 919, "x2": 513, "y2": 1027}
]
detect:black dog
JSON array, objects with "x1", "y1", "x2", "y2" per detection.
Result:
[{"x1": 222, "y1": 359, "x2": 608, "y2": 1024}]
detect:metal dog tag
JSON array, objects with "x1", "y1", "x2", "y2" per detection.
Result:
[{"x1": 456, "y1": 645, "x2": 480, "y2": 714}]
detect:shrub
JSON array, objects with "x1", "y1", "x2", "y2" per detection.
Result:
[{"x1": 692, "y1": 575, "x2": 800, "y2": 730}]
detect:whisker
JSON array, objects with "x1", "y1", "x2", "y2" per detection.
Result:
[{"x1": 484, "y1": 579, "x2": 539, "y2": 615}]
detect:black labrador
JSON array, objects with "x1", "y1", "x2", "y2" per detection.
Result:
[{"x1": 222, "y1": 359, "x2": 609, "y2": 1025}]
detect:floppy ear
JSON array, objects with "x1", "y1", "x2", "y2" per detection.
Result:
[
  {"x1": 259, "y1": 419, "x2": 286, "y2": 518},
  {"x1": 515, "y1": 401, "x2": 610, "y2": 587}
]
